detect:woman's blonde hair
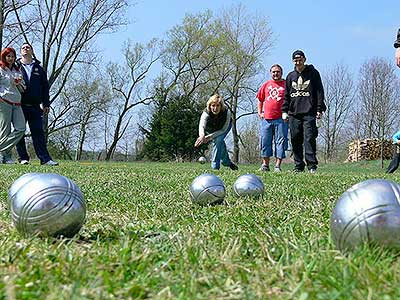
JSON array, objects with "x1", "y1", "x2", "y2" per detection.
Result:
[{"x1": 206, "y1": 94, "x2": 226, "y2": 112}]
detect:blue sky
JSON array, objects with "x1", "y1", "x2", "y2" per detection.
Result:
[{"x1": 99, "y1": 0, "x2": 398, "y2": 78}]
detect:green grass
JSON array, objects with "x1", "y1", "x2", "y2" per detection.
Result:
[{"x1": 0, "y1": 160, "x2": 399, "y2": 299}]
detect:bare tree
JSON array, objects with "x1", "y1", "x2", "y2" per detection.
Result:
[
  {"x1": 320, "y1": 63, "x2": 355, "y2": 161},
  {"x1": 358, "y1": 57, "x2": 400, "y2": 167},
  {"x1": 14, "y1": 0, "x2": 128, "y2": 134},
  {"x1": 116, "y1": 126, "x2": 139, "y2": 161},
  {"x1": 238, "y1": 116, "x2": 260, "y2": 164},
  {"x1": 0, "y1": 0, "x2": 33, "y2": 48},
  {"x1": 105, "y1": 40, "x2": 160, "y2": 161},
  {"x1": 157, "y1": 10, "x2": 224, "y2": 102},
  {"x1": 215, "y1": 4, "x2": 273, "y2": 162},
  {"x1": 59, "y1": 67, "x2": 110, "y2": 161}
]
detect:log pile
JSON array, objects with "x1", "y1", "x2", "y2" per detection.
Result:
[{"x1": 347, "y1": 139, "x2": 393, "y2": 162}]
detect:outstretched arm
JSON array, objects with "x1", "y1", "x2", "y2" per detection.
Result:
[{"x1": 195, "y1": 112, "x2": 209, "y2": 147}]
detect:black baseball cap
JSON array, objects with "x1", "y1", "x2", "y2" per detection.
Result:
[{"x1": 292, "y1": 50, "x2": 306, "y2": 59}]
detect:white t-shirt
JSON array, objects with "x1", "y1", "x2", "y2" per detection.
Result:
[{"x1": 21, "y1": 60, "x2": 35, "y2": 80}]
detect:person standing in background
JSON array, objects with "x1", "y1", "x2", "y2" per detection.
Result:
[
  {"x1": 282, "y1": 50, "x2": 326, "y2": 173},
  {"x1": 256, "y1": 64, "x2": 288, "y2": 172},
  {"x1": 387, "y1": 30, "x2": 400, "y2": 173},
  {"x1": 0, "y1": 47, "x2": 26, "y2": 164},
  {"x1": 15, "y1": 43, "x2": 58, "y2": 166}
]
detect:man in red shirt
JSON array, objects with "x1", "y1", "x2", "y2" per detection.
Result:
[{"x1": 256, "y1": 64, "x2": 288, "y2": 172}]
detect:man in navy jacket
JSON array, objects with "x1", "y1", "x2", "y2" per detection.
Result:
[{"x1": 15, "y1": 43, "x2": 58, "y2": 166}]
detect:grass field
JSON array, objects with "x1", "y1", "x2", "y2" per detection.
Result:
[{"x1": 0, "y1": 160, "x2": 399, "y2": 300}]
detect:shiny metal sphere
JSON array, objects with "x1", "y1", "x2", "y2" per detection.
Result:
[
  {"x1": 233, "y1": 174, "x2": 264, "y2": 198},
  {"x1": 189, "y1": 173, "x2": 225, "y2": 206},
  {"x1": 8, "y1": 172, "x2": 41, "y2": 206},
  {"x1": 198, "y1": 156, "x2": 207, "y2": 164},
  {"x1": 9, "y1": 173, "x2": 86, "y2": 238},
  {"x1": 331, "y1": 179, "x2": 400, "y2": 251}
]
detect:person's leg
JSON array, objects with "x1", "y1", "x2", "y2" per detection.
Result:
[
  {"x1": 16, "y1": 106, "x2": 30, "y2": 162},
  {"x1": 211, "y1": 135, "x2": 227, "y2": 170},
  {"x1": 218, "y1": 124, "x2": 234, "y2": 168},
  {"x1": 274, "y1": 119, "x2": 286, "y2": 170},
  {"x1": 282, "y1": 120, "x2": 289, "y2": 152},
  {"x1": 2, "y1": 106, "x2": 26, "y2": 162},
  {"x1": 211, "y1": 123, "x2": 237, "y2": 170},
  {"x1": 27, "y1": 106, "x2": 52, "y2": 164},
  {"x1": 2, "y1": 106, "x2": 26, "y2": 155},
  {"x1": 289, "y1": 115, "x2": 305, "y2": 171},
  {"x1": 0, "y1": 102, "x2": 13, "y2": 162},
  {"x1": 0, "y1": 102, "x2": 12, "y2": 146},
  {"x1": 303, "y1": 115, "x2": 318, "y2": 170},
  {"x1": 219, "y1": 139, "x2": 231, "y2": 167},
  {"x1": 260, "y1": 119, "x2": 273, "y2": 171},
  {"x1": 387, "y1": 145, "x2": 400, "y2": 173}
]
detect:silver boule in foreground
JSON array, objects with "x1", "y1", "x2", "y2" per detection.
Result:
[
  {"x1": 331, "y1": 179, "x2": 400, "y2": 251},
  {"x1": 9, "y1": 173, "x2": 86, "y2": 238},
  {"x1": 233, "y1": 174, "x2": 264, "y2": 198},
  {"x1": 8, "y1": 172, "x2": 41, "y2": 206},
  {"x1": 198, "y1": 156, "x2": 207, "y2": 164},
  {"x1": 189, "y1": 173, "x2": 225, "y2": 206}
]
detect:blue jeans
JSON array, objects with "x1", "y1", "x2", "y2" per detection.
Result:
[
  {"x1": 211, "y1": 123, "x2": 232, "y2": 169},
  {"x1": 260, "y1": 118, "x2": 288, "y2": 159}
]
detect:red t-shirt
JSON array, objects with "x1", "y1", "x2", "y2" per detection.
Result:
[{"x1": 256, "y1": 79, "x2": 285, "y2": 119}]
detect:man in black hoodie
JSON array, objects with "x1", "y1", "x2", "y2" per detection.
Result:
[
  {"x1": 282, "y1": 50, "x2": 326, "y2": 173},
  {"x1": 15, "y1": 43, "x2": 58, "y2": 166}
]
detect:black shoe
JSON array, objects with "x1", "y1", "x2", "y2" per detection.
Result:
[
  {"x1": 259, "y1": 164, "x2": 270, "y2": 172},
  {"x1": 293, "y1": 168, "x2": 304, "y2": 173},
  {"x1": 229, "y1": 163, "x2": 238, "y2": 170}
]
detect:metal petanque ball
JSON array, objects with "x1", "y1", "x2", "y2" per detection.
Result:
[
  {"x1": 233, "y1": 174, "x2": 264, "y2": 198},
  {"x1": 198, "y1": 156, "x2": 207, "y2": 164},
  {"x1": 331, "y1": 179, "x2": 400, "y2": 251},
  {"x1": 8, "y1": 172, "x2": 41, "y2": 207},
  {"x1": 189, "y1": 173, "x2": 225, "y2": 206},
  {"x1": 9, "y1": 173, "x2": 86, "y2": 238}
]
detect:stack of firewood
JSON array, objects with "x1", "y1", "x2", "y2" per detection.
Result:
[{"x1": 347, "y1": 139, "x2": 393, "y2": 162}]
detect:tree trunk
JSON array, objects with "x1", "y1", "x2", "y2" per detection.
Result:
[
  {"x1": 75, "y1": 122, "x2": 87, "y2": 161},
  {"x1": 231, "y1": 90, "x2": 239, "y2": 163},
  {"x1": 232, "y1": 116, "x2": 239, "y2": 163}
]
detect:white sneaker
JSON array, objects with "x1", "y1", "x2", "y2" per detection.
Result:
[
  {"x1": 274, "y1": 166, "x2": 282, "y2": 172},
  {"x1": 3, "y1": 159, "x2": 15, "y2": 164},
  {"x1": 20, "y1": 160, "x2": 29, "y2": 165},
  {"x1": 42, "y1": 160, "x2": 59, "y2": 166}
]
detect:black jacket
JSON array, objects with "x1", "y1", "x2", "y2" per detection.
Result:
[
  {"x1": 205, "y1": 109, "x2": 228, "y2": 134},
  {"x1": 282, "y1": 64, "x2": 326, "y2": 116},
  {"x1": 16, "y1": 59, "x2": 50, "y2": 107},
  {"x1": 394, "y1": 28, "x2": 400, "y2": 48}
]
